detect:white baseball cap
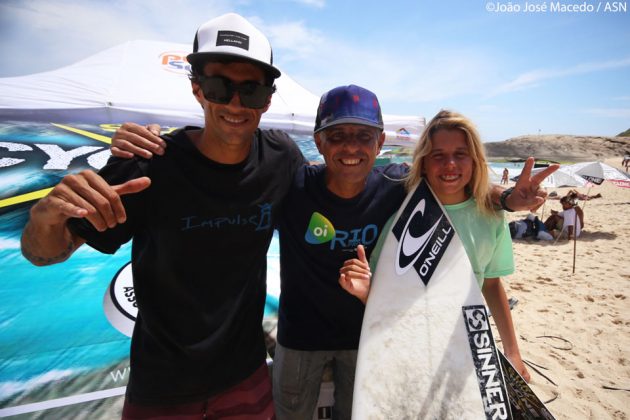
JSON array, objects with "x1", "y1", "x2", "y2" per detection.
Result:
[{"x1": 187, "y1": 13, "x2": 281, "y2": 79}]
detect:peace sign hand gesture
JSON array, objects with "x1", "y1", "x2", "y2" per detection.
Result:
[{"x1": 505, "y1": 157, "x2": 559, "y2": 212}]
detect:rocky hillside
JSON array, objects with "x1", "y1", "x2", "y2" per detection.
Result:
[{"x1": 484, "y1": 135, "x2": 630, "y2": 162}]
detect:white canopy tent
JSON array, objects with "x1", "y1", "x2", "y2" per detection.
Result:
[{"x1": 0, "y1": 40, "x2": 424, "y2": 141}]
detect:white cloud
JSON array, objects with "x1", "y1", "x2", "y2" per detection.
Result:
[
  {"x1": 491, "y1": 57, "x2": 630, "y2": 96},
  {"x1": 256, "y1": 19, "x2": 326, "y2": 61},
  {"x1": 0, "y1": 0, "x2": 232, "y2": 76}
]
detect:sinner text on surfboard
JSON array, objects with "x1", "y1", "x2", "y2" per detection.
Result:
[{"x1": 463, "y1": 305, "x2": 510, "y2": 420}]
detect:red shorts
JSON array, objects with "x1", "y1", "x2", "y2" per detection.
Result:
[{"x1": 121, "y1": 364, "x2": 274, "y2": 420}]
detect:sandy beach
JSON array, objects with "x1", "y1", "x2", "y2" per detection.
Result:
[{"x1": 500, "y1": 157, "x2": 630, "y2": 419}]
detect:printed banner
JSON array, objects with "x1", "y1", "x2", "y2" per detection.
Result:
[{"x1": 0, "y1": 114, "x2": 319, "y2": 418}]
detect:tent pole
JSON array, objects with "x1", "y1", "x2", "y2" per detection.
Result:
[{"x1": 572, "y1": 209, "x2": 578, "y2": 274}]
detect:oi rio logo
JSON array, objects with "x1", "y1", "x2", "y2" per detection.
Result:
[
  {"x1": 305, "y1": 212, "x2": 336, "y2": 244},
  {"x1": 304, "y1": 212, "x2": 378, "y2": 250}
]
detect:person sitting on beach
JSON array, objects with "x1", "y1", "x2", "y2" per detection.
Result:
[
  {"x1": 508, "y1": 213, "x2": 553, "y2": 241},
  {"x1": 543, "y1": 196, "x2": 584, "y2": 240}
]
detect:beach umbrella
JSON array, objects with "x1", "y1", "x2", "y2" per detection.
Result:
[
  {"x1": 531, "y1": 167, "x2": 587, "y2": 188},
  {"x1": 562, "y1": 161, "x2": 630, "y2": 188},
  {"x1": 508, "y1": 164, "x2": 585, "y2": 188},
  {"x1": 510, "y1": 166, "x2": 586, "y2": 220}
]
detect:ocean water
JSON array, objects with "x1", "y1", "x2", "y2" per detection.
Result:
[
  {"x1": 291, "y1": 133, "x2": 321, "y2": 162},
  {"x1": 0, "y1": 125, "x2": 320, "y2": 406},
  {"x1": 488, "y1": 161, "x2": 526, "y2": 182}
]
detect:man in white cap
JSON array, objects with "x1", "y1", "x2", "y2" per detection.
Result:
[{"x1": 21, "y1": 13, "x2": 304, "y2": 419}]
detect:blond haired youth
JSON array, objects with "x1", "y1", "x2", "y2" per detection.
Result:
[{"x1": 406, "y1": 110, "x2": 495, "y2": 216}]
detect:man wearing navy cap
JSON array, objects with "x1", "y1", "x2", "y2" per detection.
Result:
[
  {"x1": 111, "y1": 82, "x2": 556, "y2": 419},
  {"x1": 21, "y1": 13, "x2": 304, "y2": 419},
  {"x1": 111, "y1": 84, "x2": 404, "y2": 419},
  {"x1": 271, "y1": 85, "x2": 407, "y2": 420}
]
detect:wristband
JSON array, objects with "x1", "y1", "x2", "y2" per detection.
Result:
[{"x1": 499, "y1": 187, "x2": 515, "y2": 212}]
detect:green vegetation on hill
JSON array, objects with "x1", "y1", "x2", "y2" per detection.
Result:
[{"x1": 618, "y1": 128, "x2": 630, "y2": 137}]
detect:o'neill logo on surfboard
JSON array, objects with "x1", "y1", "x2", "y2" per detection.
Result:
[
  {"x1": 392, "y1": 180, "x2": 453, "y2": 285},
  {"x1": 463, "y1": 305, "x2": 511, "y2": 420}
]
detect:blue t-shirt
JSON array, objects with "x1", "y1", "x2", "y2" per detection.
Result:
[{"x1": 277, "y1": 163, "x2": 408, "y2": 350}]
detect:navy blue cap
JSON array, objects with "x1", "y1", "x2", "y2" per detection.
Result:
[{"x1": 314, "y1": 85, "x2": 384, "y2": 133}]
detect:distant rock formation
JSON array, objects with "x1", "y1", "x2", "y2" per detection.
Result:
[{"x1": 484, "y1": 135, "x2": 630, "y2": 162}]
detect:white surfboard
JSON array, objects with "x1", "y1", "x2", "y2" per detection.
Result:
[{"x1": 352, "y1": 180, "x2": 512, "y2": 419}]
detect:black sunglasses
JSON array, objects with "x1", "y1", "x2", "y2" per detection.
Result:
[{"x1": 197, "y1": 75, "x2": 275, "y2": 109}]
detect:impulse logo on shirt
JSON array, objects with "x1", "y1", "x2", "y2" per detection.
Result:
[
  {"x1": 181, "y1": 203, "x2": 273, "y2": 232},
  {"x1": 304, "y1": 212, "x2": 378, "y2": 251}
]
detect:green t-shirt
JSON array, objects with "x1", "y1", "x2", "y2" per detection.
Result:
[{"x1": 371, "y1": 197, "x2": 514, "y2": 288}]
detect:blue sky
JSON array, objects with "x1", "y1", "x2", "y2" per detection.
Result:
[{"x1": 0, "y1": 0, "x2": 628, "y2": 141}]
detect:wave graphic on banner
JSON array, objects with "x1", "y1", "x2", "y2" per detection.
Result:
[{"x1": 0, "y1": 119, "x2": 321, "y2": 418}]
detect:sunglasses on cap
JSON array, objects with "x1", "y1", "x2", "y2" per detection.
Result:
[{"x1": 197, "y1": 75, "x2": 275, "y2": 109}]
